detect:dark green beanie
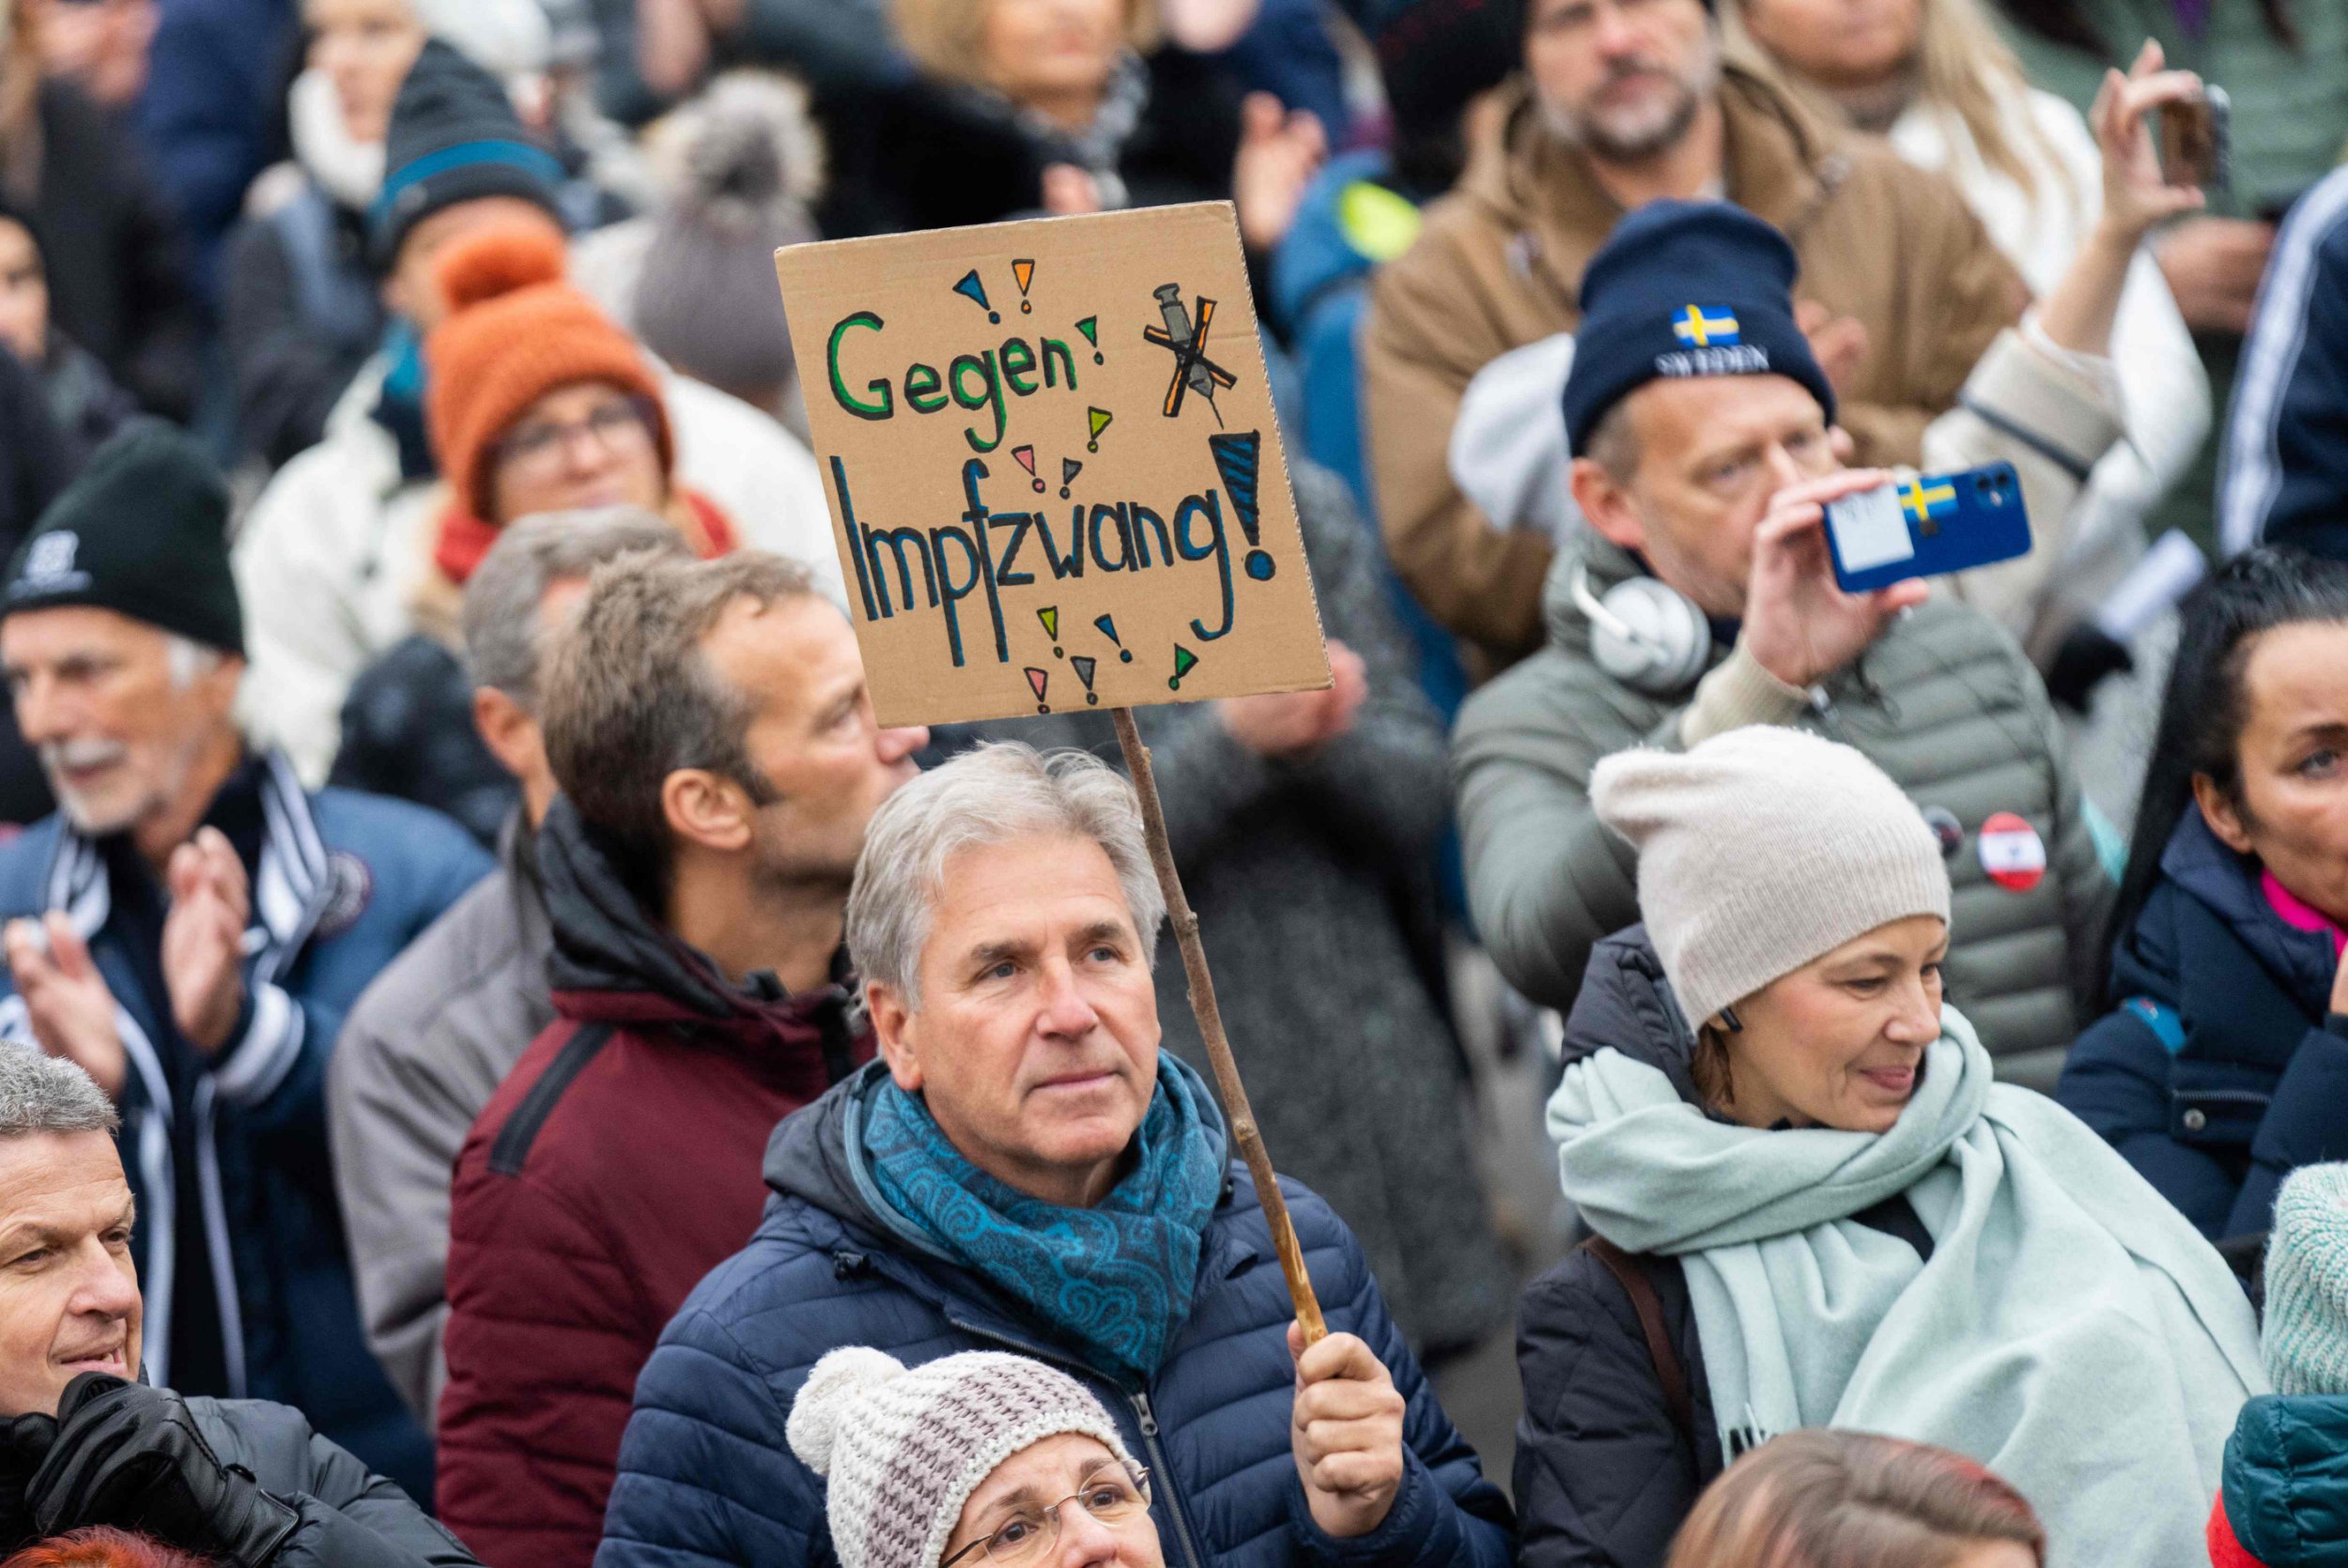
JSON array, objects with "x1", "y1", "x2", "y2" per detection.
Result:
[{"x1": 3, "y1": 421, "x2": 244, "y2": 656}]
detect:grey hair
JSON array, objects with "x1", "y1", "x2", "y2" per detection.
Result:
[
  {"x1": 0, "y1": 1047, "x2": 119, "y2": 1137},
  {"x1": 460, "y1": 509, "x2": 691, "y2": 710},
  {"x1": 1583, "y1": 399, "x2": 1643, "y2": 484},
  {"x1": 846, "y1": 743, "x2": 1165, "y2": 1006},
  {"x1": 164, "y1": 636, "x2": 224, "y2": 692}
]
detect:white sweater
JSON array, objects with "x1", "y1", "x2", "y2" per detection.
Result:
[{"x1": 1890, "y1": 85, "x2": 2209, "y2": 593}]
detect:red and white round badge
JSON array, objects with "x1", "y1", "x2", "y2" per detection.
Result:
[{"x1": 1977, "y1": 811, "x2": 2046, "y2": 894}]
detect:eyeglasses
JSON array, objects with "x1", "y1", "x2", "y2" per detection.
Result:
[
  {"x1": 941, "y1": 1462, "x2": 1152, "y2": 1568},
  {"x1": 492, "y1": 394, "x2": 657, "y2": 476}
]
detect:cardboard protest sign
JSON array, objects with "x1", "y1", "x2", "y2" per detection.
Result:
[{"x1": 775, "y1": 203, "x2": 1331, "y2": 729}]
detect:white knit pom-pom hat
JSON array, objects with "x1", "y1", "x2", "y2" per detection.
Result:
[{"x1": 786, "y1": 1346, "x2": 1140, "y2": 1568}]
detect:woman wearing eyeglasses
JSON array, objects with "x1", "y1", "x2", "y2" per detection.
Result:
[
  {"x1": 787, "y1": 1345, "x2": 1166, "y2": 1568},
  {"x1": 421, "y1": 222, "x2": 742, "y2": 600},
  {"x1": 289, "y1": 214, "x2": 744, "y2": 839}
]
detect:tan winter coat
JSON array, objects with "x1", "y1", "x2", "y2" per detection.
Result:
[{"x1": 1364, "y1": 68, "x2": 2028, "y2": 669}]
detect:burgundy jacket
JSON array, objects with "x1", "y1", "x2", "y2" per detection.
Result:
[{"x1": 435, "y1": 799, "x2": 869, "y2": 1568}]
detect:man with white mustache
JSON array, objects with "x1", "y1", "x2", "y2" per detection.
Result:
[
  {"x1": 0, "y1": 1047, "x2": 478, "y2": 1564},
  {"x1": 0, "y1": 423, "x2": 491, "y2": 1505}
]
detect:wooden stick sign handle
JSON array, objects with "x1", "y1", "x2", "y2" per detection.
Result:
[{"x1": 1112, "y1": 707, "x2": 1327, "y2": 1345}]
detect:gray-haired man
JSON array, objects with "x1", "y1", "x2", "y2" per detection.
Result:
[
  {"x1": 597, "y1": 743, "x2": 1514, "y2": 1568},
  {"x1": 0, "y1": 1048, "x2": 477, "y2": 1565},
  {"x1": 328, "y1": 509, "x2": 689, "y2": 1426}
]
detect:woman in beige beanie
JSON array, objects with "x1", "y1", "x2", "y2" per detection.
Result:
[{"x1": 1511, "y1": 726, "x2": 2263, "y2": 1568}]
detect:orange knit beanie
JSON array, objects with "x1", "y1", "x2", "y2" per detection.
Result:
[{"x1": 424, "y1": 223, "x2": 674, "y2": 523}]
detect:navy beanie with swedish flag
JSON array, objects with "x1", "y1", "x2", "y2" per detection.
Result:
[{"x1": 1561, "y1": 200, "x2": 1834, "y2": 455}]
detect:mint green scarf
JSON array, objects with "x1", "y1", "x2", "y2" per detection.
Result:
[{"x1": 1549, "y1": 1007, "x2": 2265, "y2": 1567}]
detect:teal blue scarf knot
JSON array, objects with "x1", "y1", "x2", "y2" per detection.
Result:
[{"x1": 862, "y1": 1053, "x2": 1227, "y2": 1385}]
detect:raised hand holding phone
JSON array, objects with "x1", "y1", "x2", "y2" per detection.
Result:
[{"x1": 1741, "y1": 469, "x2": 1928, "y2": 692}]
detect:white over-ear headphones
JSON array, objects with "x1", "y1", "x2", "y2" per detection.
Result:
[{"x1": 1570, "y1": 567, "x2": 1712, "y2": 696}]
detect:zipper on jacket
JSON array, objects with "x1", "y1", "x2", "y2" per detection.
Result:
[
  {"x1": 1805, "y1": 685, "x2": 1853, "y2": 742},
  {"x1": 1130, "y1": 1391, "x2": 1207, "y2": 1568},
  {"x1": 942, "y1": 1313, "x2": 1209, "y2": 1568}
]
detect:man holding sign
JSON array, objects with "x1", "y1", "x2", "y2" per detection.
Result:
[
  {"x1": 596, "y1": 744, "x2": 1512, "y2": 1568},
  {"x1": 597, "y1": 202, "x2": 1508, "y2": 1568}
]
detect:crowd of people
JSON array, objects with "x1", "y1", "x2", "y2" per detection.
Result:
[{"x1": 0, "y1": 0, "x2": 2346, "y2": 1565}]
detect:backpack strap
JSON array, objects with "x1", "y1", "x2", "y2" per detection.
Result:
[{"x1": 1583, "y1": 1235, "x2": 1697, "y2": 1446}]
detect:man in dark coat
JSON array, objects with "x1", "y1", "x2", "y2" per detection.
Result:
[
  {"x1": 0, "y1": 425, "x2": 492, "y2": 1503},
  {"x1": 0, "y1": 1046, "x2": 477, "y2": 1567},
  {"x1": 595, "y1": 744, "x2": 1515, "y2": 1568},
  {"x1": 435, "y1": 549, "x2": 928, "y2": 1567}
]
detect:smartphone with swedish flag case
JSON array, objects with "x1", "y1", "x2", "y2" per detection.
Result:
[{"x1": 1822, "y1": 460, "x2": 2032, "y2": 594}]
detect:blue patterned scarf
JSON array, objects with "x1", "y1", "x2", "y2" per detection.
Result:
[{"x1": 860, "y1": 1054, "x2": 1227, "y2": 1384}]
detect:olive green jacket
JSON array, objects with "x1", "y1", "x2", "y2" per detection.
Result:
[{"x1": 1997, "y1": 0, "x2": 2348, "y2": 214}]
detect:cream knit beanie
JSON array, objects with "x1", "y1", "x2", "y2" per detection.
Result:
[
  {"x1": 1590, "y1": 727, "x2": 1952, "y2": 1028},
  {"x1": 786, "y1": 1347, "x2": 1141, "y2": 1568}
]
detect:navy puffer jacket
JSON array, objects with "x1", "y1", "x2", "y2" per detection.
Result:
[
  {"x1": 595, "y1": 1062, "x2": 1514, "y2": 1568},
  {"x1": 2058, "y1": 811, "x2": 2348, "y2": 1242}
]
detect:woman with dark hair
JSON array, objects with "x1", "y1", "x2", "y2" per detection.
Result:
[
  {"x1": 0, "y1": 0, "x2": 202, "y2": 421},
  {"x1": 2056, "y1": 547, "x2": 2348, "y2": 1248},
  {"x1": 1664, "y1": 1431, "x2": 2046, "y2": 1568},
  {"x1": 1513, "y1": 723, "x2": 2259, "y2": 1568},
  {"x1": 816, "y1": 0, "x2": 1321, "y2": 252}
]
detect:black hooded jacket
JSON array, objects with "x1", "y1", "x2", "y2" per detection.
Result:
[{"x1": 1513, "y1": 928, "x2": 1932, "y2": 1568}]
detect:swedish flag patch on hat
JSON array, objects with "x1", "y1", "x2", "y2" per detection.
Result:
[{"x1": 1671, "y1": 305, "x2": 1740, "y2": 347}]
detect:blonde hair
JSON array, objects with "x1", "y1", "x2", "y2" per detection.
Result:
[
  {"x1": 1723, "y1": 0, "x2": 2076, "y2": 220},
  {"x1": 889, "y1": 0, "x2": 1163, "y2": 92}
]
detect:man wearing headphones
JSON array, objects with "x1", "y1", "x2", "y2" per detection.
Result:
[{"x1": 1454, "y1": 200, "x2": 2128, "y2": 1091}]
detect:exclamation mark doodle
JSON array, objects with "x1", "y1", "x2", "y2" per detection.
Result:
[
  {"x1": 1208, "y1": 430, "x2": 1274, "y2": 580},
  {"x1": 1026, "y1": 667, "x2": 1050, "y2": 714},
  {"x1": 1012, "y1": 259, "x2": 1035, "y2": 315},
  {"x1": 1169, "y1": 644, "x2": 1198, "y2": 691},
  {"x1": 1037, "y1": 606, "x2": 1062, "y2": 657},
  {"x1": 1075, "y1": 316, "x2": 1103, "y2": 365},
  {"x1": 952, "y1": 269, "x2": 998, "y2": 324},
  {"x1": 1072, "y1": 655, "x2": 1098, "y2": 706},
  {"x1": 1087, "y1": 408, "x2": 1112, "y2": 453},
  {"x1": 1012, "y1": 445, "x2": 1044, "y2": 493},
  {"x1": 1094, "y1": 613, "x2": 1133, "y2": 663},
  {"x1": 1059, "y1": 458, "x2": 1081, "y2": 499}
]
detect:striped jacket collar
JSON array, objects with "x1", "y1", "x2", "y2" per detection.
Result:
[{"x1": 39, "y1": 750, "x2": 333, "y2": 980}]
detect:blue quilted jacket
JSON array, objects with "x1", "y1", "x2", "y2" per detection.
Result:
[{"x1": 596, "y1": 1061, "x2": 1514, "y2": 1568}]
